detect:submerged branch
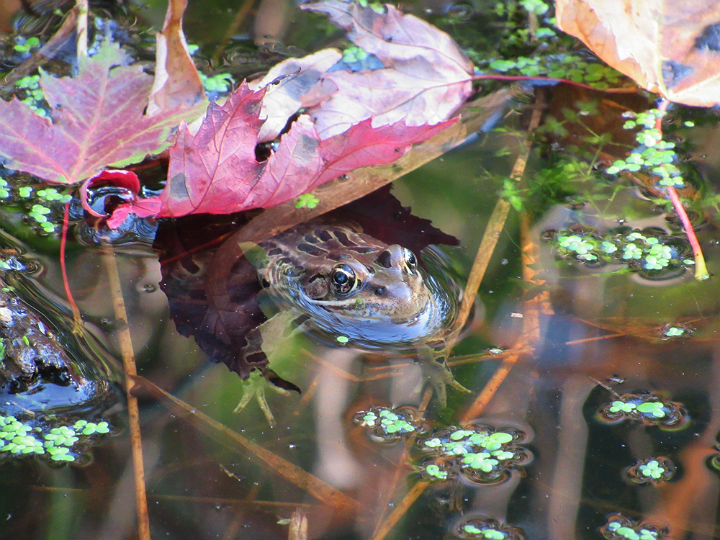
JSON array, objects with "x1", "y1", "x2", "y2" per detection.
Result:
[
  {"x1": 102, "y1": 246, "x2": 151, "y2": 540},
  {"x1": 130, "y1": 375, "x2": 361, "y2": 513},
  {"x1": 460, "y1": 92, "x2": 546, "y2": 422}
]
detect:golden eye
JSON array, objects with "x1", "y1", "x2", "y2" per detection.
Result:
[
  {"x1": 403, "y1": 248, "x2": 417, "y2": 273},
  {"x1": 331, "y1": 264, "x2": 357, "y2": 295}
]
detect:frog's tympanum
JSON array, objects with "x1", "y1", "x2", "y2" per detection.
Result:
[{"x1": 155, "y1": 188, "x2": 462, "y2": 396}]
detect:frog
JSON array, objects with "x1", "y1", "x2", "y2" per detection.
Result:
[{"x1": 155, "y1": 189, "x2": 466, "y2": 424}]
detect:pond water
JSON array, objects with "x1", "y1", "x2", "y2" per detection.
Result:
[{"x1": 2, "y1": 1, "x2": 720, "y2": 540}]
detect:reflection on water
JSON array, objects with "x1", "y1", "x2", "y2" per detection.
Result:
[
  {"x1": 154, "y1": 188, "x2": 462, "y2": 394},
  {"x1": 3, "y1": 12, "x2": 720, "y2": 537},
  {"x1": 2, "y1": 139, "x2": 720, "y2": 539}
]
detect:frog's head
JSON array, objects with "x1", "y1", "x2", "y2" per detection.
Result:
[{"x1": 300, "y1": 244, "x2": 430, "y2": 324}]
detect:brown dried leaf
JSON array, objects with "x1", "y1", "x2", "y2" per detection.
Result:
[
  {"x1": 556, "y1": 0, "x2": 720, "y2": 106},
  {"x1": 147, "y1": 0, "x2": 206, "y2": 116}
]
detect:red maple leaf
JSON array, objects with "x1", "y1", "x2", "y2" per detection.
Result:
[
  {"x1": 0, "y1": 40, "x2": 202, "y2": 186},
  {"x1": 108, "y1": 82, "x2": 456, "y2": 221}
]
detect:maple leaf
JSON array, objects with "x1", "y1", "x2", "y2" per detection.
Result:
[
  {"x1": 249, "y1": 49, "x2": 342, "y2": 142},
  {"x1": 302, "y1": 0, "x2": 474, "y2": 138},
  {"x1": 153, "y1": 83, "x2": 457, "y2": 217},
  {"x1": 251, "y1": 0, "x2": 474, "y2": 139},
  {"x1": 0, "y1": 40, "x2": 200, "y2": 185},
  {"x1": 556, "y1": 0, "x2": 720, "y2": 106}
]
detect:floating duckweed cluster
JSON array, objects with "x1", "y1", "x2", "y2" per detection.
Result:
[
  {"x1": 354, "y1": 406, "x2": 419, "y2": 442},
  {"x1": 199, "y1": 72, "x2": 234, "y2": 95},
  {"x1": 488, "y1": 54, "x2": 622, "y2": 90},
  {"x1": 551, "y1": 227, "x2": 691, "y2": 275},
  {"x1": 597, "y1": 393, "x2": 688, "y2": 429},
  {"x1": 14, "y1": 74, "x2": 49, "y2": 118},
  {"x1": 419, "y1": 425, "x2": 529, "y2": 484},
  {"x1": 606, "y1": 109, "x2": 685, "y2": 189},
  {"x1": 0, "y1": 183, "x2": 72, "y2": 234},
  {"x1": 457, "y1": 517, "x2": 525, "y2": 540},
  {"x1": 295, "y1": 193, "x2": 320, "y2": 209},
  {"x1": 601, "y1": 514, "x2": 666, "y2": 540},
  {"x1": 625, "y1": 457, "x2": 675, "y2": 485},
  {"x1": 661, "y1": 323, "x2": 694, "y2": 339},
  {"x1": 0, "y1": 415, "x2": 110, "y2": 463}
]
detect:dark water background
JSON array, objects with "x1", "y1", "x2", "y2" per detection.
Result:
[{"x1": 2, "y1": 1, "x2": 720, "y2": 539}]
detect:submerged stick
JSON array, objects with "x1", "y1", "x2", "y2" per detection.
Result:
[
  {"x1": 460, "y1": 94, "x2": 545, "y2": 421},
  {"x1": 444, "y1": 198, "x2": 511, "y2": 348},
  {"x1": 59, "y1": 203, "x2": 83, "y2": 334},
  {"x1": 371, "y1": 389, "x2": 433, "y2": 540},
  {"x1": 102, "y1": 246, "x2": 151, "y2": 540},
  {"x1": 130, "y1": 375, "x2": 361, "y2": 513}
]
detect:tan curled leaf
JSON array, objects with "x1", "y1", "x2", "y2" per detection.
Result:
[{"x1": 556, "y1": 0, "x2": 720, "y2": 106}]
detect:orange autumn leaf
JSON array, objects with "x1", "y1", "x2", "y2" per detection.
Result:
[{"x1": 556, "y1": 0, "x2": 720, "y2": 107}]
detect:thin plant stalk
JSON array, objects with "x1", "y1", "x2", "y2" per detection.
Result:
[
  {"x1": 654, "y1": 99, "x2": 708, "y2": 280},
  {"x1": 102, "y1": 247, "x2": 151, "y2": 540},
  {"x1": 666, "y1": 184, "x2": 709, "y2": 280},
  {"x1": 460, "y1": 94, "x2": 545, "y2": 422},
  {"x1": 75, "y1": 0, "x2": 88, "y2": 59},
  {"x1": 371, "y1": 389, "x2": 433, "y2": 540},
  {"x1": 60, "y1": 202, "x2": 83, "y2": 333},
  {"x1": 130, "y1": 375, "x2": 361, "y2": 513}
]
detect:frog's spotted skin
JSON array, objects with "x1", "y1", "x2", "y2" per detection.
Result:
[
  {"x1": 156, "y1": 191, "x2": 462, "y2": 396},
  {"x1": 255, "y1": 222, "x2": 457, "y2": 350}
]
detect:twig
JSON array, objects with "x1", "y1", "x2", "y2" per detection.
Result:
[
  {"x1": 372, "y1": 480, "x2": 430, "y2": 540},
  {"x1": 444, "y1": 198, "x2": 511, "y2": 349},
  {"x1": 75, "y1": 0, "x2": 88, "y2": 59},
  {"x1": 59, "y1": 202, "x2": 83, "y2": 334},
  {"x1": 211, "y1": 0, "x2": 256, "y2": 66},
  {"x1": 370, "y1": 389, "x2": 433, "y2": 540},
  {"x1": 460, "y1": 93, "x2": 546, "y2": 422},
  {"x1": 102, "y1": 246, "x2": 151, "y2": 540},
  {"x1": 130, "y1": 375, "x2": 361, "y2": 513}
]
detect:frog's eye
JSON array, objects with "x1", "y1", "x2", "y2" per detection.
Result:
[
  {"x1": 403, "y1": 248, "x2": 417, "y2": 273},
  {"x1": 331, "y1": 264, "x2": 357, "y2": 295}
]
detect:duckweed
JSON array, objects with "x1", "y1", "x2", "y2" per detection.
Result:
[
  {"x1": 418, "y1": 425, "x2": 529, "y2": 484},
  {"x1": 598, "y1": 393, "x2": 688, "y2": 429},
  {"x1": 488, "y1": 53, "x2": 622, "y2": 90},
  {"x1": 607, "y1": 109, "x2": 685, "y2": 189},
  {"x1": 354, "y1": 406, "x2": 419, "y2": 442},
  {"x1": 0, "y1": 415, "x2": 111, "y2": 463},
  {"x1": 457, "y1": 518, "x2": 525, "y2": 540},
  {"x1": 295, "y1": 193, "x2": 320, "y2": 209},
  {"x1": 551, "y1": 227, "x2": 690, "y2": 275},
  {"x1": 601, "y1": 514, "x2": 666, "y2": 540},
  {"x1": 639, "y1": 459, "x2": 667, "y2": 479}
]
